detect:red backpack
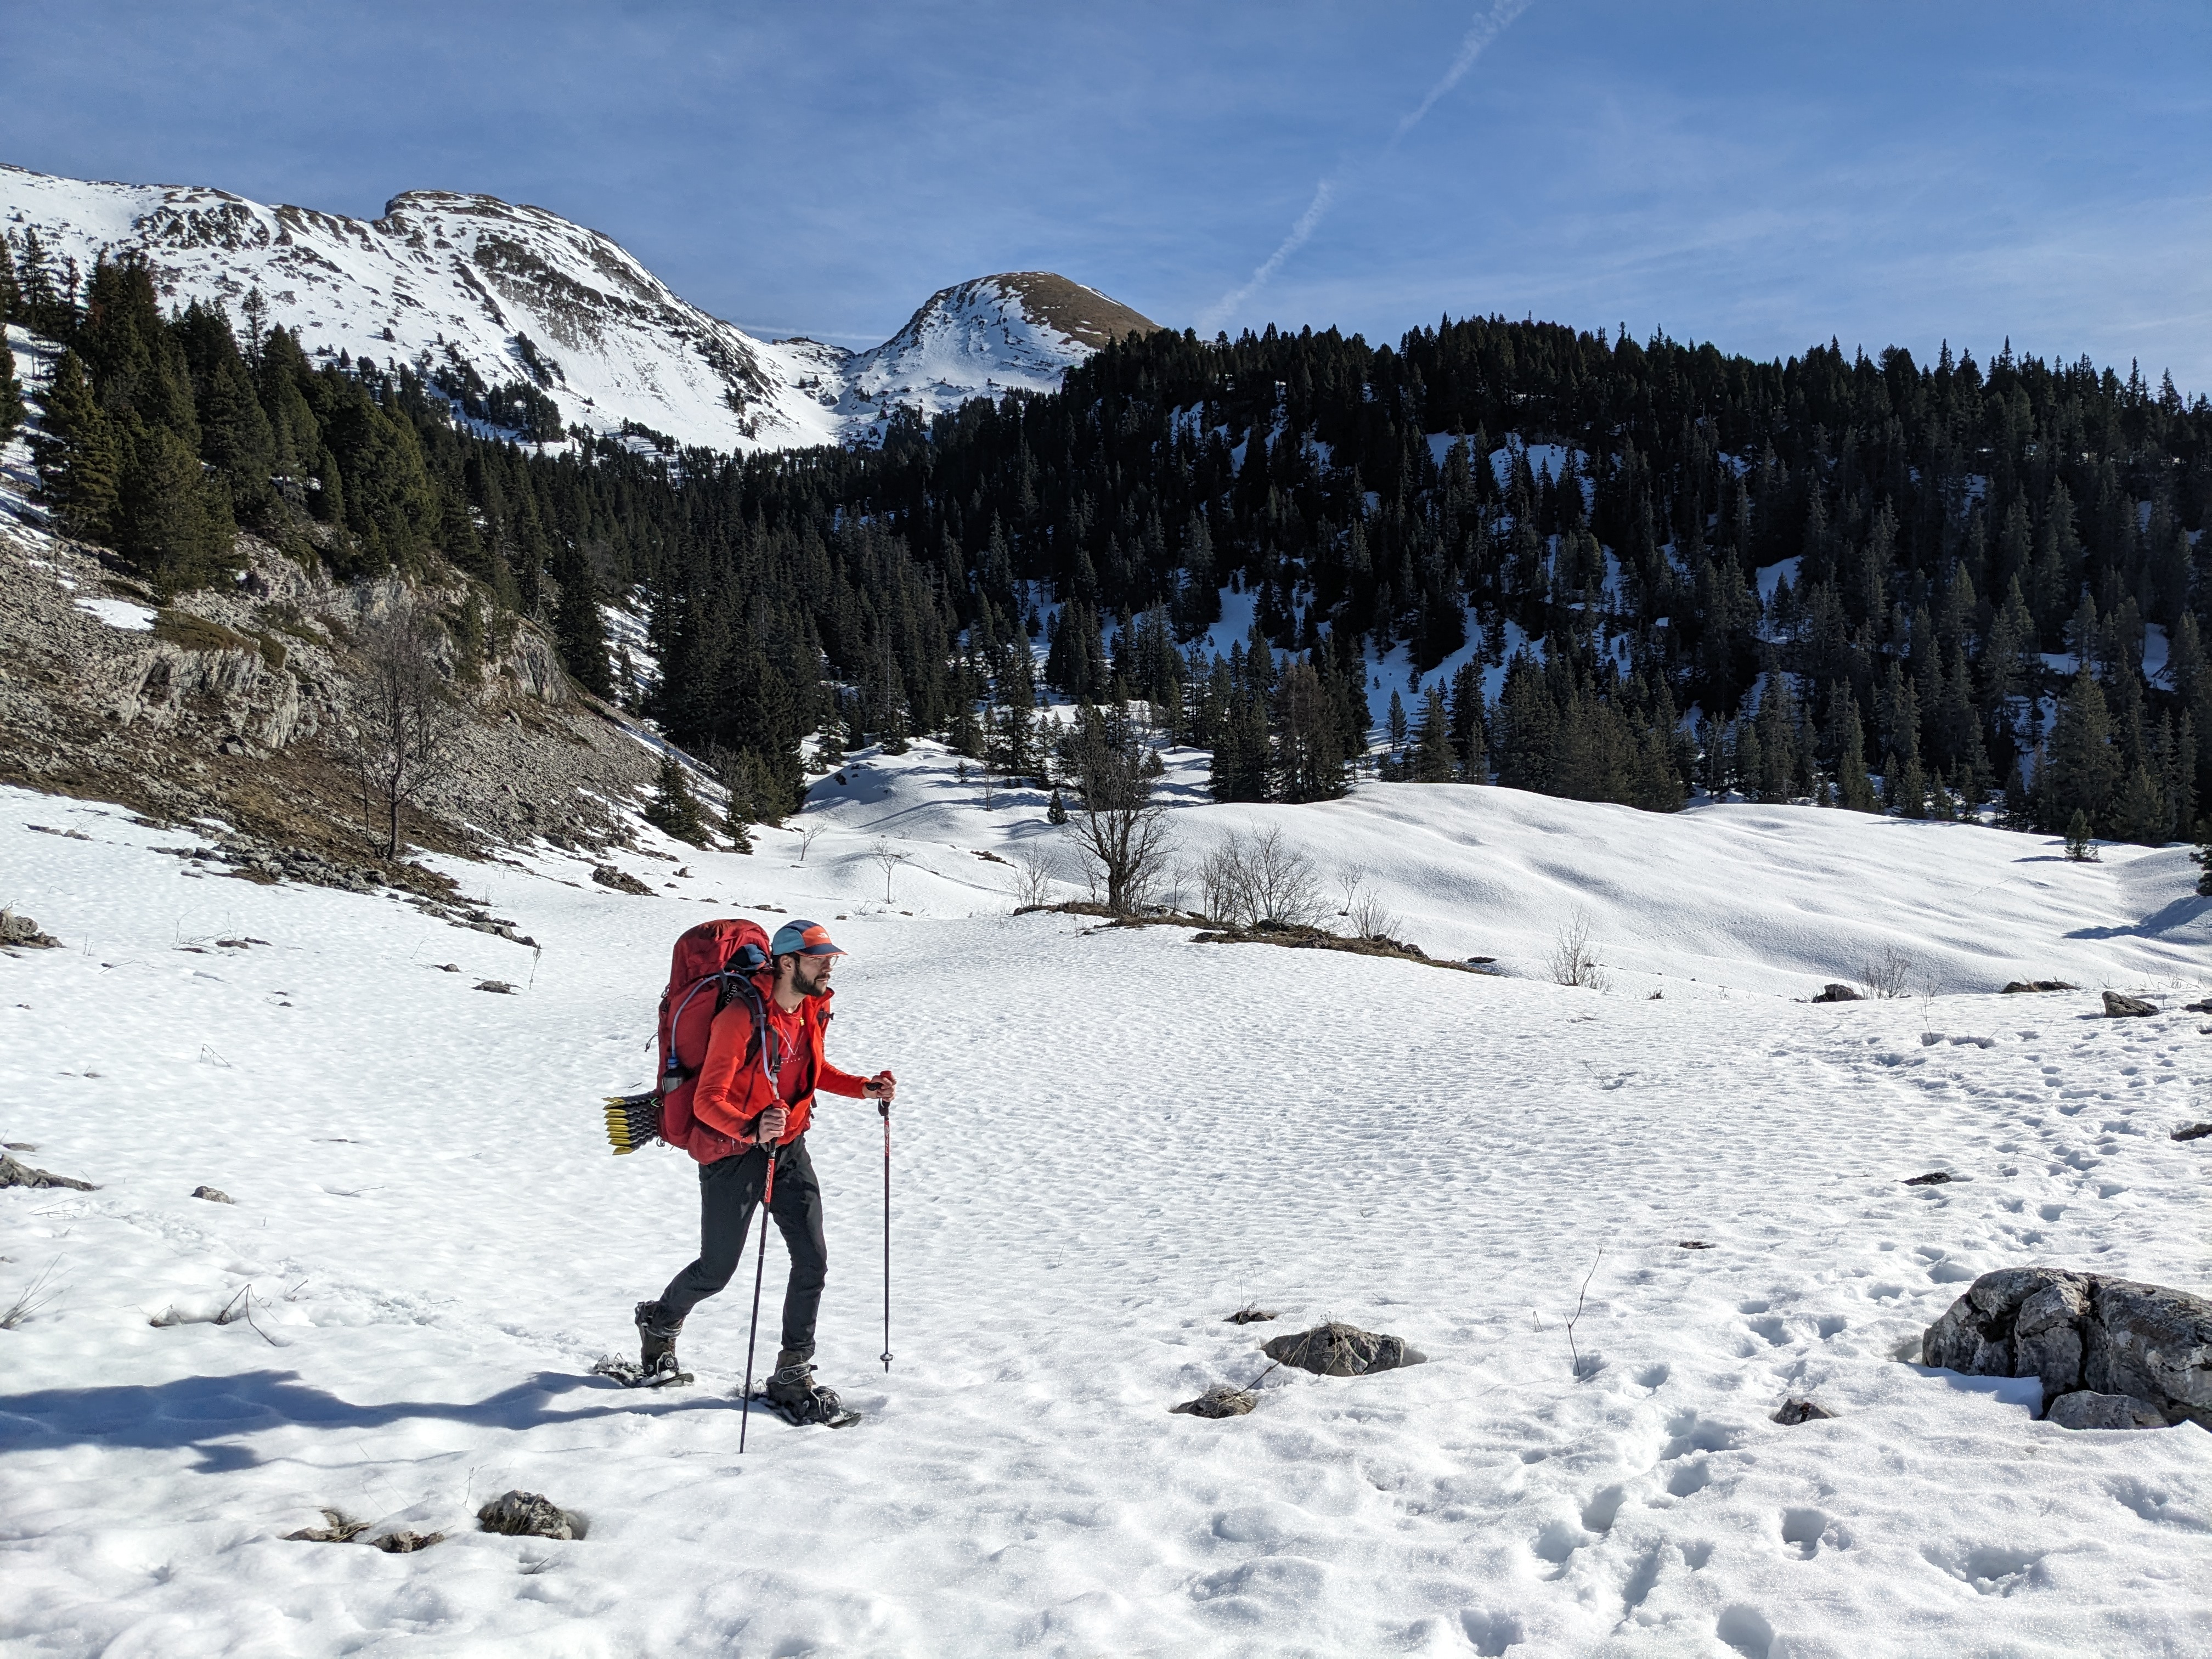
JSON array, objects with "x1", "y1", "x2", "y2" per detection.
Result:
[{"x1": 652, "y1": 918, "x2": 775, "y2": 1161}]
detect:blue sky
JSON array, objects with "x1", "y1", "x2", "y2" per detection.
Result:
[{"x1": 7, "y1": 1, "x2": 2208, "y2": 387}]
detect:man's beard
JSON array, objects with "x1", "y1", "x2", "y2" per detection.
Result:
[{"x1": 799, "y1": 966, "x2": 833, "y2": 998}]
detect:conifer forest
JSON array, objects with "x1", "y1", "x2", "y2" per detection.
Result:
[{"x1": 8, "y1": 236, "x2": 2211, "y2": 845}]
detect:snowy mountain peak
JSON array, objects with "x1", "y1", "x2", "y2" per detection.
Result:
[
  {"x1": 0, "y1": 163, "x2": 1158, "y2": 453},
  {"x1": 847, "y1": 272, "x2": 1159, "y2": 410}
]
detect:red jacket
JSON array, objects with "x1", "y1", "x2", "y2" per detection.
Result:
[{"x1": 689, "y1": 975, "x2": 868, "y2": 1153}]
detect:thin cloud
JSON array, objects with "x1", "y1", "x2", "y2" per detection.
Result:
[{"x1": 1203, "y1": 0, "x2": 1534, "y2": 330}]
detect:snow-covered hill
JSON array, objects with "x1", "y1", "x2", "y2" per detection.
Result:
[
  {"x1": 0, "y1": 165, "x2": 1158, "y2": 453},
  {"x1": 4, "y1": 758, "x2": 2210, "y2": 1655}
]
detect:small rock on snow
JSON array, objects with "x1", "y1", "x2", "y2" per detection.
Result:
[
  {"x1": 190, "y1": 1186, "x2": 233, "y2": 1203},
  {"x1": 2102, "y1": 991, "x2": 2159, "y2": 1018},
  {"x1": 1772, "y1": 1398, "x2": 1837, "y2": 1425},
  {"x1": 1904, "y1": 1171, "x2": 1953, "y2": 1186},
  {"x1": 477, "y1": 1490, "x2": 586, "y2": 1541},
  {"x1": 0, "y1": 1153, "x2": 94, "y2": 1191},
  {"x1": 1171, "y1": 1384, "x2": 1257, "y2": 1418},
  {"x1": 475, "y1": 980, "x2": 519, "y2": 995},
  {"x1": 1812, "y1": 983, "x2": 1861, "y2": 1003},
  {"x1": 2171, "y1": 1122, "x2": 2211, "y2": 1142}
]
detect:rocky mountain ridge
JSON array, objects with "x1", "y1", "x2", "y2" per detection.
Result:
[{"x1": 0, "y1": 163, "x2": 1158, "y2": 453}]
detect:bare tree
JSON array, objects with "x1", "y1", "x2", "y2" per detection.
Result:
[
  {"x1": 1336, "y1": 862, "x2": 1370, "y2": 917},
  {"x1": 795, "y1": 823, "x2": 826, "y2": 864},
  {"x1": 1063, "y1": 718, "x2": 1174, "y2": 915},
  {"x1": 870, "y1": 837, "x2": 910, "y2": 903},
  {"x1": 349, "y1": 598, "x2": 466, "y2": 859},
  {"x1": 1549, "y1": 907, "x2": 1607, "y2": 991},
  {"x1": 1200, "y1": 828, "x2": 1328, "y2": 929}
]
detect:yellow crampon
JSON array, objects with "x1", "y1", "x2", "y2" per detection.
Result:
[{"x1": 602, "y1": 1092, "x2": 661, "y2": 1155}]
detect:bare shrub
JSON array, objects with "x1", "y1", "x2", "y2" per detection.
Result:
[
  {"x1": 1346, "y1": 883, "x2": 1403, "y2": 942},
  {"x1": 1200, "y1": 828, "x2": 1328, "y2": 930},
  {"x1": 1007, "y1": 845, "x2": 1062, "y2": 910},
  {"x1": 1859, "y1": 943, "x2": 1915, "y2": 1000},
  {"x1": 1549, "y1": 908, "x2": 1608, "y2": 991},
  {"x1": 794, "y1": 824, "x2": 826, "y2": 864}
]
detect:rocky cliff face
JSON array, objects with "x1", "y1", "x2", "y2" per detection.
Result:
[
  {"x1": 0, "y1": 507, "x2": 675, "y2": 877},
  {"x1": 0, "y1": 165, "x2": 1157, "y2": 452}
]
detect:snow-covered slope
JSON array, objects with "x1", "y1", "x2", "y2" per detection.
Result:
[
  {"x1": 0, "y1": 165, "x2": 1156, "y2": 452},
  {"x1": 4, "y1": 761, "x2": 2209, "y2": 1656}
]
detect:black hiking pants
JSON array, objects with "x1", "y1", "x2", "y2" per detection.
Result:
[{"x1": 659, "y1": 1135, "x2": 827, "y2": 1357}]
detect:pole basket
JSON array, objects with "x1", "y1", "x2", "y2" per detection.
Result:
[{"x1": 601, "y1": 1092, "x2": 662, "y2": 1155}]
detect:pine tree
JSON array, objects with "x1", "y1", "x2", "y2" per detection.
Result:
[
  {"x1": 2042, "y1": 668, "x2": 2120, "y2": 834},
  {"x1": 1832, "y1": 687, "x2": 1877, "y2": 812},
  {"x1": 2064, "y1": 809, "x2": 2094, "y2": 861},
  {"x1": 1046, "y1": 786, "x2": 1069, "y2": 825},
  {"x1": 1411, "y1": 683, "x2": 1455, "y2": 782},
  {"x1": 119, "y1": 424, "x2": 235, "y2": 592},
  {"x1": 0, "y1": 328, "x2": 23, "y2": 444},
  {"x1": 1386, "y1": 688, "x2": 1408, "y2": 751},
  {"x1": 2107, "y1": 765, "x2": 2170, "y2": 845},
  {"x1": 643, "y1": 753, "x2": 709, "y2": 845},
  {"x1": 34, "y1": 349, "x2": 123, "y2": 541}
]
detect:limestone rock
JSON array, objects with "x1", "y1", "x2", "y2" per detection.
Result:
[
  {"x1": 1925, "y1": 1267, "x2": 2211, "y2": 1429},
  {"x1": 0, "y1": 1154, "x2": 95, "y2": 1192},
  {"x1": 2085, "y1": 1279, "x2": 2212, "y2": 1424},
  {"x1": 1261, "y1": 1321, "x2": 1426, "y2": 1378},
  {"x1": 2102, "y1": 991, "x2": 2158, "y2": 1018},
  {"x1": 1, "y1": 909, "x2": 61, "y2": 949},
  {"x1": 2046, "y1": 1390, "x2": 2169, "y2": 1431},
  {"x1": 592, "y1": 864, "x2": 653, "y2": 895},
  {"x1": 477, "y1": 1489, "x2": 585, "y2": 1540}
]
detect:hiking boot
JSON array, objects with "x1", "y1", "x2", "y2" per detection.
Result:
[
  {"x1": 764, "y1": 1347, "x2": 844, "y2": 1423},
  {"x1": 635, "y1": 1300, "x2": 686, "y2": 1385}
]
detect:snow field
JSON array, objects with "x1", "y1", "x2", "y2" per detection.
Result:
[{"x1": 3, "y1": 768, "x2": 2211, "y2": 1656}]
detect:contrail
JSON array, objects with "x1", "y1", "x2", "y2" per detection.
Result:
[
  {"x1": 1198, "y1": 177, "x2": 1336, "y2": 334},
  {"x1": 1394, "y1": 0, "x2": 1534, "y2": 144},
  {"x1": 1200, "y1": 0, "x2": 1534, "y2": 330}
]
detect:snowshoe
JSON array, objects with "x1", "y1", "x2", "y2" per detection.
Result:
[
  {"x1": 593, "y1": 1353, "x2": 694, "y2": 1389},
  {"x1": 593, "y1": 1300, "x2": 692, "y2": 1387},
  {"x1": 753, "y1": 1354, "x2": 862, "y2": 1428}
]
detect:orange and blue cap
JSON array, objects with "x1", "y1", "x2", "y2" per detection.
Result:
[{"x1": 772, "y1": 919, "x2": 845, "y2": 958}]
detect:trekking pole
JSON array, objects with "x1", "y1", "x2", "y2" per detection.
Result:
[
  {"x1": 738, "y1": 1140, "x2": 780, "y2": 1454},
  {"x1": 879, "y1": 1096, "x2": 893, "y2": 1372}
]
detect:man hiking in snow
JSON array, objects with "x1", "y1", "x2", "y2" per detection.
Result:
[{"x1": 633, "y1": 919, "x2": 895, "y2": 1422}]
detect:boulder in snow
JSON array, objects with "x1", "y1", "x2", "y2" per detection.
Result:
[
  {"x1": 2002, "y1": 980, "x2": 2077, "y2": 994},
  {"x1": 1923, "y1": 1267, "x2": 2211, "y2": 1429},
  {"x1": 591, "y1": 864, "x2": 653, "y2": 895},
  {"x1": 2172, "y1": 1122, "x2": 2211, "y2": 1143},
  {"x1": 1261, "y1": 1322, "x2": 1425, "y2": 1377},
  {"x1": 190, "y1": 1186, "x2": 234, "y2": 1204},
  {"x1": 2101, "y1": 991, "x2": 2158, "y2": 1018},
  {"x1": 1811, "y1": 983, "x2": 1861, "y2": 1003},
  {"x1": 478, "y1": 1489, "x2": 585, "y2": 1541},
  {"x1": 2046, "y1": 1390, "x2": 2169, "y2": 1431}
]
